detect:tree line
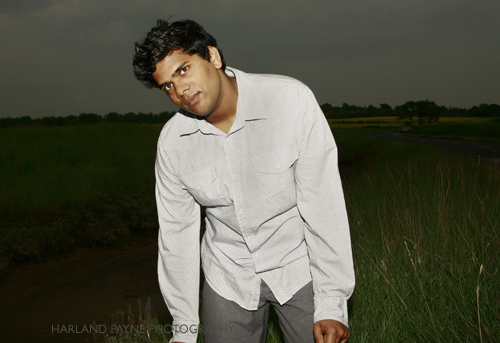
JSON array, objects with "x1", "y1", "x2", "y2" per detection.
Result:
[
  {"x1": 0, "y1": 111, "x2": 176, "y2": 128},
  {"x1": 321, "y1": 101, "x2": 500, "y2": 126},
  {"x1": 1, "y1": 102, "x2": 499, "y2": 128}
]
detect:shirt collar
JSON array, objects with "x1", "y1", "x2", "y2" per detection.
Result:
[{"x1": 179, "y1": 66, "x2": 266, "y2": 136}]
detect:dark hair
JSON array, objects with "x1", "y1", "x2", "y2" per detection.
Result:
[{"x1": 133, "y1": 19, "x2": 226, "y2": 89}]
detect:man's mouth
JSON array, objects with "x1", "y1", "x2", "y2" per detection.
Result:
[{"x1": 186, "y1": 92, "x2": 200, "y2": 107}]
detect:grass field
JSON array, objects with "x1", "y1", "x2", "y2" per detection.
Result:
[
  {"x1": 408, "y1": 122, "x2": 500, "y2": 143},
  {"x1": 1, "y1": 123, "x2": 499, "y2": 342},
  {"x1": 340, "y1": 131, "x2": 500, "y2": 342},
  {"x1": 328, "y1": 116, "x2": 495, "y2": 127},
  {"x1": 328, "y1": 116, "x2": 403, "y2": 128},
  {"x1": 329, "y1": 116, "x2": 500, "y2": 143},
  {"x1": 0, "y1": 124, "x2": 161, "y2": 275}
]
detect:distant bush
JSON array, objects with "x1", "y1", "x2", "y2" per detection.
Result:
[
  {"x1": 320, "y1": 101, "x2": 500, "y2": 120},
  {"x1": 2, "y1": 101, "x2": 499, "y2": 129},
  {"x1": 0, "y1": 111, "x2": 176, "y2": 128},
  {"x1": 469, "y1": 103, "x2": 500, "y2": 117}
]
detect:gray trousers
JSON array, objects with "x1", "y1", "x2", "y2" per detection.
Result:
[{"x1": 201, "y1": 279, "x2": 314, "y2": 343}]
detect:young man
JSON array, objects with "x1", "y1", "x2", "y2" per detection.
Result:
[{"x1": 133, "y1": 19, "x2": 355, "y2": 343}]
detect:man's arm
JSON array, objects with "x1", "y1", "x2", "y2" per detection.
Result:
[
  {"x1": 293, "y1": 87, "x2": 355, "y2": 341},
  {"x1": 156, "y1": 142, "x2": 200, "y2": 343}
]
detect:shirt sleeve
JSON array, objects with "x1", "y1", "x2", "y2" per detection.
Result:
[
  {"x1": 155, "y1": 140, "x2": 200, "y2": 343},
  {"x1": 294, "y1": 87, "x2": 355, "y2": 327}
]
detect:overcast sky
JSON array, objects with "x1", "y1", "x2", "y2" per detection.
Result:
[{"x1": 1, "y1": 0, "x2": 499, "y2": 118}]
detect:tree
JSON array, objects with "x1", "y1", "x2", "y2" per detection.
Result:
[
  {"x1": 469, "y1": 104, "x2": 500, "y2": 117},
  {"x1": 320, "y1": 103, "x2": 341, "y2": 119},
  {"x1": 105, "y1": 112, "x2": 121, "y2": 122},
  {"x1": 380, "y1": 103, "x2": 392, "y2": 111},
  {"x1": 396, "y1": 100, "x2": 442, "y2": 126},
  {"x1": 320, "y1": 103, "x2": 335, "y2": 114},
  {"x1": 78, "y1": 113, "x2": 103, "y2": 124},
  {"x1": 395, "y1": 101, "x2": 417, "y2": 126},
  {"x1": 415, "y1": 100, "x2": 429, "y2": 125}
]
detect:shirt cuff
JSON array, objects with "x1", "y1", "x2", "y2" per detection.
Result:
[
  {"x1": 313, "y1": 295, "x2": 349, "y2": 327},
  {"x1": 168, "y1": 321, "x2": 199, "y2": 343}
]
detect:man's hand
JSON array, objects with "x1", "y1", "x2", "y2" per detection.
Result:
[{"x1": 313, "y1": 319, "x2": 350, "y2": 343}]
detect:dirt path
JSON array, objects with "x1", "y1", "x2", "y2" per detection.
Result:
[{"x1": 0, "y1": 235, "x2": 171, "y2": 343}]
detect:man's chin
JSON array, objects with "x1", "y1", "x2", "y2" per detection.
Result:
[
  {"x1": 195, "y1": 111, "x2": 211, "y2": 118},
  {"x1": 181, "y1": 107, "x2": 211, "y2": 119}
]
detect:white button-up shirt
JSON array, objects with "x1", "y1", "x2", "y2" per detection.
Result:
[{"x1": 155, "y1": 67, "x2": 355, "y2": 343}]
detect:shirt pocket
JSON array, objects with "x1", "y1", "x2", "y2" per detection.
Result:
[
  {"x1": 180, "y1": 167, "x2": 231, "y2": 207},
  {"x1": 253, "y1": 149, "x2": 298, "y2": 202}
]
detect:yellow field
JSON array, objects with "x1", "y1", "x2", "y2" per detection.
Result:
[
  {"x1": 328, "y1": 116, "x2": 402, "y2": 128},
  {"x1": 437, "y1": 117, "x2": 493, "y2": 124},
  {"x1": 328, "y1": 116, "x2": 494, "y2": 128}
]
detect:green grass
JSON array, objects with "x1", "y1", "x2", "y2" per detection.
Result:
[
  {"x1": 328, "y1": 116, "x2": 403, "y2": 128},
  {"x1": 328, "y1": 116, "x2": 500, "y2": 143},
  {"x1": 95, "y1": 144, "x2": 500, "y2": 342},
  {"x1": 0, "y1": 124, "x2": 160, "y2": 213},
  {"x1": 407, "y1": 122, "x2": 500, "y2": 143},
  {"x1": 94, "y1": 126, "x2": 499, "y2": 342},
  {"x1": 93, "y1": 298, "x2": 284, "y2": 343},
  {"x1": 0, "y1": 124, "x2": 161, "y2": 275},
  {"x1": 1, "y1": 123, "x2": 499, "y2": 342},
  {"x1": 333, "y1": 127, "x2": 499, "y2": 342},
  {"x1": 345, "y1": 154, "x2": 499, "y2": 342}
]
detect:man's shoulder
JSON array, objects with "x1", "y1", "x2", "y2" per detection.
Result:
[
  {"x1": 156, "y1": 111, "x2": 191, "y2": 148},
  {"x1": 239, "y1": 69, "x2": 317, "y2": 121},
  {"x1": 230, "y1": 67, "x2": 311, "y2": 96}
]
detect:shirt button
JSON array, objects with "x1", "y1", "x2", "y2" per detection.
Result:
[
  {"x1": 197, "y1": 185, "x2": 201, "y2": 190},
  {"x1": 239, "y1": 209, "x2": 243, "y2": 213},
  {"x1": 225, "y1": 137, "x2": 230, "y2": 141},
  {"x1": 232, "y1": 173, "x2": 237, "y2": 178}
]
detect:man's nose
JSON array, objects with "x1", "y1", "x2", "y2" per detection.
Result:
[{"x1": 176, "y1": 84, "x2": 188, "y2": 98}]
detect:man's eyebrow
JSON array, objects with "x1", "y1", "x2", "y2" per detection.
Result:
[{"x1": 172, "y1": 61, "x2": 188, "y2": 77}]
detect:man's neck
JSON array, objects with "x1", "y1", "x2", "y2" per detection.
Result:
[{"x1": 205, "y1": 71, "x2": 238, "y2": 134}]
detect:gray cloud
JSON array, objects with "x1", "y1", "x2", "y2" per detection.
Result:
[
  {"x1": 1, "y1": 0, "x2": 499, "y2": 118},
  {"x1": 0, "y1": 0, "x2": 58, "y2": 15}
]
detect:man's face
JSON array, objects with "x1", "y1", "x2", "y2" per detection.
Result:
[{"x1": 152, "y1": 47, "x2": 223, "y2": 117}]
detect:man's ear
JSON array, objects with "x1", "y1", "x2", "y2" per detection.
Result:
[{"x1": 208, "y1": 46, "x2": 222, "y2": 69}]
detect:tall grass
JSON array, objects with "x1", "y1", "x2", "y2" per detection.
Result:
[
  {"x1": 0, "y1": 124, "x2": 161, "y2": 276},
  {"x1": 2, "y1": 124, "x2": 498, "y2": 341},
  {"x1": 345, "y1": 154, "x2": 500, "y2": 342},
  {"x1": 95, "y1": 151, "x2": 499, "y2": 343},
  {"x1": 93, "y1": 127, "x2": 499, "y2": 342},
  {"x1": 93, "y1": 298, "x2": 284, "y2": 343},
  {"x1": 0, "y1": 124, "x2": 160, "y2": 213}
]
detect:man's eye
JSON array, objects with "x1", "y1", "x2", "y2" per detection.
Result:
[
  {"x1": 180, "y1": 66, "x2": 188, "y2": 75},
  {"x1": 164, "y1": 84, "x2": 172, "y2": 92}
]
